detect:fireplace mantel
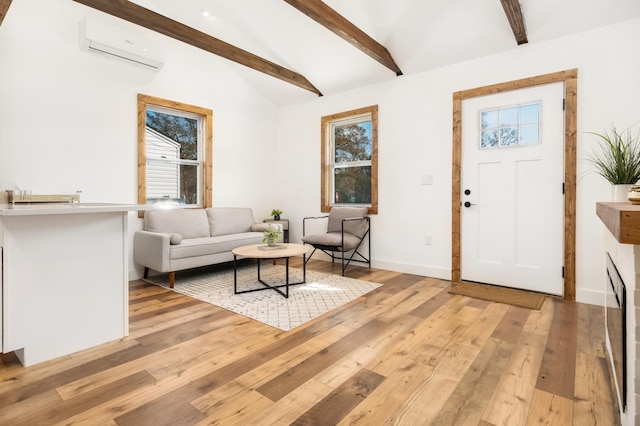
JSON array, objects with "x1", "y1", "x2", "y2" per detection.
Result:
[
  {"x1": 596, "y1": 202, "x2": 640, "y2": 244},
  {"x1": 596, "y1": 201, "x2": 639, "y2": 424}
]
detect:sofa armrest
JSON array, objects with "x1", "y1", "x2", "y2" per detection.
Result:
[{"x1": 134, "y1": 230, "x2": 172, "y2": 273}]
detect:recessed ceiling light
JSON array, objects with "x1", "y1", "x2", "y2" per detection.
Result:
[{"x1": 202, "y1": 10, "x2": 217, "y2": 22}]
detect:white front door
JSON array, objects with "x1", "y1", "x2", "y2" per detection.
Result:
[{"x1": 461, "y1": 82, "x2": 564, "y2": 295}]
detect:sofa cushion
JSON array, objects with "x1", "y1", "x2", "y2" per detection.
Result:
[
  {"x1": 170, "y1": 233, "x2": 264, "y2": 260},
  {"x1": 169, "y1": 233, "x2": 183, "y2": 245},
  {"x1": 144, "y1": 209, "x2": 210, "y2": 239},
  {"x1": 327, "y1": 207, "x2": 369, "y2": 238},
  {"x1": 207, "y1": 208, "x2": 256, "y2": 236}
]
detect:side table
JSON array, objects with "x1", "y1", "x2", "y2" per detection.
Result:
[{"x1": 264, "y1": 218, "x2": 289, "y2": 242}]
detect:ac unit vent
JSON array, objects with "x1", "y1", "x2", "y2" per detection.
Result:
[{"x1": 79, "y1": 18, "x2": 164, "y2": 70}]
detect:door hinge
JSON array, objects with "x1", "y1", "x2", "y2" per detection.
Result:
[
  {"x1": 562, "y1": 266, "x2": 565, "y2": 278},
  {"x1": 563, "y1": 98, "x2": 566, "y2": 110},
  {"x1": 562, "y1": 182, "x2": 565, "y2": 194}
]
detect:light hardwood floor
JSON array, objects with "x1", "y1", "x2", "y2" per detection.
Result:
[{"x1": 0, "y1": 259, "x2": 619, "y2": 425}]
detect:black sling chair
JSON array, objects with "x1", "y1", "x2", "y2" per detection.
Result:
[{"x1": 301, "y1": 207, "x2": 371, "y2": 275}]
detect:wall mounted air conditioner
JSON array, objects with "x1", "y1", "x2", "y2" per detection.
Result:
[{"x1": 79, "y1": 18, "x2": 164, "y2": 70}]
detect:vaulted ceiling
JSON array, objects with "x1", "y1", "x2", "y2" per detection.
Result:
[{"x1": 2, "y1": 0, "x2": 640, "y2": 105}]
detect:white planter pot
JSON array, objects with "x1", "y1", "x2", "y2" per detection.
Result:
[{"x1": 611, "y1": 184, "x2": 633, "y2": 202}]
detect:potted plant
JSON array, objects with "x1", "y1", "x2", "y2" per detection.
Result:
[
  {"x1": 587, "y1": 126, "x2": 640, "y2": 201},
  {"x1": 263, "y1": 227, "x2": 282, "y2": 247},
  {"x1": 270, "y1": 209, "x2": 283, "y2": 221}
]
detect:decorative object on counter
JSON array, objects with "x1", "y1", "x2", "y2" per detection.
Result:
[
  {"x1": 628, "y1": 185, "x2": 640, "y2": 205},
  {"x1": 587, "y1": 126, "x2": 640, "y2": 201},
  {"x1": 6, "y1": 190, "x2": 81, "y2": 204},
  {"x1": 270, "y1": 208, "x2": 283, "y2": 221},
  {"x1": 263, "y1": 227, "x2": 282, "y2": 247}
]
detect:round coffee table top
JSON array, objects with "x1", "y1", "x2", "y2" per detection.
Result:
[{"x1": 232, "y1": 243, "x2": 310, "y2": 259}]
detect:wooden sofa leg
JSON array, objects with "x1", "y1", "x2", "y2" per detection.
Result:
[
  {"x1": 169, "y1": 272, "x2": 175, "y2": 288},
  {"x1": 143, "y1": 267, "x2": 149, "y2": 279}
]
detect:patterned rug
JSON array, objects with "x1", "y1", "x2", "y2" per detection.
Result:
[{"x1": 143, "y1": 261, "x2": 382, "y2": 331}]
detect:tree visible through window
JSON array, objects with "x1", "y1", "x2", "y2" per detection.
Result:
[{"x1": 321, "y1": 105, "x2": 378, "y2": 214}]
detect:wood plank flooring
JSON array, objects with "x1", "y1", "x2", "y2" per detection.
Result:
[{"x1": 0, "y1": 259, "x2": 619, "y2": 425}]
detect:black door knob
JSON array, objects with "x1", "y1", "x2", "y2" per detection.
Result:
[
  {"x1": 464, "y1": 189, "x2": 471, "y2": 195},
  {"x1": 464, "y1": 201, "x2": 472, "y2": 208}
]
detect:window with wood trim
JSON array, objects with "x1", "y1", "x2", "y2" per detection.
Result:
[
  {"x1": 321, "y1": 105, "x2": 378, "y2": 214},
  {"x1": 137, "y1": 94, "x2": 212, "y2": 215}
]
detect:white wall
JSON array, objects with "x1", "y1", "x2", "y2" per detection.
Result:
[
  {"x1": 0, "y1": 0, "x2": 281, "y2": 278},
  {"x1": 277, "y1": 17, "x2": 640, "y2": 305},
  {"x1": 1, "y1": 0, "x2": 639, "y2": 303}
]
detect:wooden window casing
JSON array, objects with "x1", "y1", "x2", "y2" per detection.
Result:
[
  {"x1": 137, "y1": 94, "x2": 212, "y2": 217},
  {"x1": 321, "y1": 105, "x2": 378, "y2": 214}
]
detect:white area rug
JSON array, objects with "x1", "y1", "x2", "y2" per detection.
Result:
[{"x1": 144, "y1": 262, "x2": 381, "y2": 331}]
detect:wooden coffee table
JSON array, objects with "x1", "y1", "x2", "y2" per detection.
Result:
[{"x1": 232, "y1": 243, "x2": 310, "y2": 298}]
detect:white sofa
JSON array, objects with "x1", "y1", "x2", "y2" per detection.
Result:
[{"x1": 134, "y1": 207, "x2": 281, "y2": 287}]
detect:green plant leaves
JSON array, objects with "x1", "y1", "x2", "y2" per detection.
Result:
[{"x1": 587, "y1": 127, "x2": 640, "y2": 184}]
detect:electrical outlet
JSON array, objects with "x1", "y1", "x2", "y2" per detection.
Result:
[{"x1": 424, "y1": 235, "x2": 432, "y2": 245}]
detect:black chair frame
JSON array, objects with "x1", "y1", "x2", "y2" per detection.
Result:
[{"x1": 302, "y1": 214, "x2": 371, "y2": 275}]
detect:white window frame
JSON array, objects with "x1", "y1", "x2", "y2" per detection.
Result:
[{"x1": 145, "y1": 105, "x2": 204, "y2": 206}]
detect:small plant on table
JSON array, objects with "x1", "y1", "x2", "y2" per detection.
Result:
[
  {"x1": 270, "y1": 209, "x2": 283, "y2": 220},
  {"x1": 263, "y1": 228, "x2": 282, "y2": 246}
]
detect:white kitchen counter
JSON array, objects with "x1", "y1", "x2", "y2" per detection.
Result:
[
  {"x1": 0, "y1": 202, "x2": 143, "y2": 216},
  {"x1": 0, "y1": 203, "x2": 143, "y2": 366}
]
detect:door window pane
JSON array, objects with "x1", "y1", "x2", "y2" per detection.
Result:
[
  {"x1": 479, "y1": 102, "x2": 541, "y2": 149},
  {"x1": 481, "y1": 110, "x2": 499, "y2": 129},
  {"x1": 520, "y1": 124, "x2": 539, "y2": 145},
  {"x1": 520, "y1": 104, "x2": 539, "y2": 124},
  {"x1": 481, "y1": 129, "x2": 498, "y2": 148},
  {"x1": 500, "y1": 127, "x2": 518, "y2": 146},
  {"x1": 500, "y1": 107, "x2": 518, "y2": 126}
]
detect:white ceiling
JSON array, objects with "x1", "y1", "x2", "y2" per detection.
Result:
[{"x1": 130, "y1": 0, "x2": 640, "y2": 106}]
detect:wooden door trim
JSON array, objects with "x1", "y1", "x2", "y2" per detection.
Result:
[{"x1": 451, "y1": 69, "x2": 578, "y2": 300}]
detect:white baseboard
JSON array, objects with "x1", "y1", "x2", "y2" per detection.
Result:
[
  {"x1": 129, "y1": 267, "x2": 144, "y2": 281},
  {"x1": 303, "y1": 255, "x2": 450, "y2": 280},
  {"x1": 576, "y1": 288, "x2": 605, "y2": 307},
  {"x1": 372, "y1": 260, "x2": 450, "y2": 280}
]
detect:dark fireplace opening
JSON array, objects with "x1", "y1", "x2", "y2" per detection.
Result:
[{"x1": 605, "y1": 252, "x2": 627, "y2": 413}]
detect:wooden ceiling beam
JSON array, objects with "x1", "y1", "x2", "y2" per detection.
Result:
[
  {"x1": 72, "y1": 0, "x2": 322, "y2": 96},
  {"x1": 0, "y1": 0, "x2": 13, "y2": 26},
  {"x1": 284, "y1": 0, "x2": 402, "y2": 76},
  {"x1": 499, "y1": 0, "x2": 528, "y2": 45}
]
